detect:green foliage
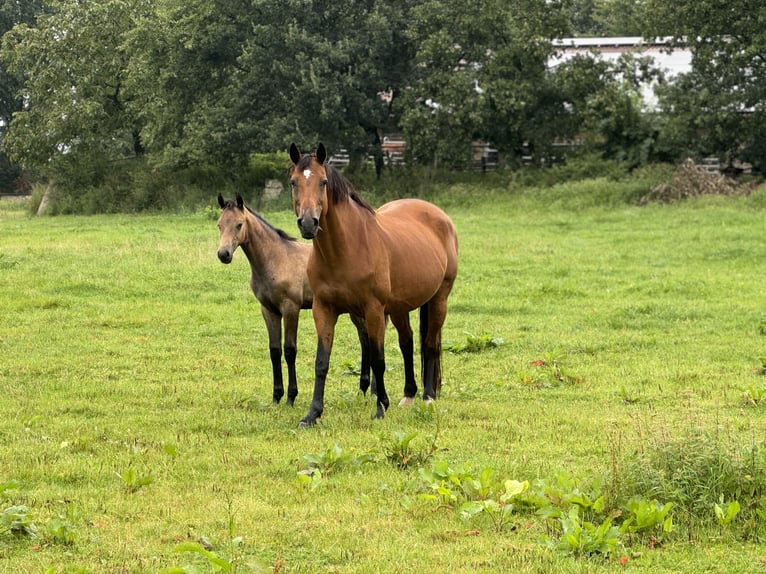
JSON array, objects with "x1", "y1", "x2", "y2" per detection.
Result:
[
  {"x1": 644, "y1": 0, "x2": 766, "y2": 172},
  {"x1": 543, "y1": 506, "x2": 621, "y2": 558},
  {"x1": 714, "y1": 496, "x2": 740, "y2": 528},
  {"x1": 297, "y1": 443, "x2": 374, "y2": 489},
  {"x1": 247, "y1": 153, "x2": 289, "y2": 189},
  {"x1": 1, "y1": 504, "x2": 37, "y2": 537},
  {"x1": 380, "y1": 430, "x2": 429, "y2": 469},
  {"x1": 442, "y1": 332, "x2": 504, "y2": 354},
  {"x1": 119, "y1": 468, "x2": 154, "y2": 494},
  {"x1": 620, "y1": 497, "x2": 674, "y2": 541},
  {"x1": 741, "y1": 382, "x2": 766, "y2": 406},
  {"x1": 44, "y1": 507, "x2": 79, "y2": 546},
  {"x1": 614, "y1": 432, "x2": 766, "y2": 539}
]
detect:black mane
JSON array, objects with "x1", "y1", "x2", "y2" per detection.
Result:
[
  {"x1": 296, "y1": 154, "x2": 375, "y2": 214},
  {"x1": 222, "y1": 199, "x2": 297, "y2": 242}
]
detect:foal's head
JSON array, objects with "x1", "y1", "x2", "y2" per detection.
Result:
[
  {"x1": 216, "y1": 193, "x2": 248, "y2": 264},
  {"x1": 289, "y1": 142, "x2": 331, "y2": 239}
]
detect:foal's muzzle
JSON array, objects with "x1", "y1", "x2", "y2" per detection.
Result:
[{"x1": 217, "y1": 249, "x2": 233, "y2": 264}]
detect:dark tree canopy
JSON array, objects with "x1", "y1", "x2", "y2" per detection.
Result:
[{"x1": 0, "y1": 0, "x2": 762, "y2": 199}]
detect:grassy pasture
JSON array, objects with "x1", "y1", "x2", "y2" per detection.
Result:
[{"x1": 1, "y1": 184, "x2": 765, "y2": 573}]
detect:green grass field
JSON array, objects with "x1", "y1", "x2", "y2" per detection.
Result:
[{"x1": 1, "y1": 183, "x2": 766, "y2": 573}]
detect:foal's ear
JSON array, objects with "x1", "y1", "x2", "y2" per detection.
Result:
[
  {"x1": 217, "y1": 193, "x2": 225, "y2": 209},
  {"x1": 316, "y1": 142, "x2": 326, "y2": 165},
  {"x1": 236, "y1": 194, "x2": 244, "y2": 210},
  {"x1": 289, "y1": 143, "x2": 301, "y2": 165}
]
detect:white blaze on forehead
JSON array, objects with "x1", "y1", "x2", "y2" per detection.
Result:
[{"x1": 303, "y1": 169, "x2": 312, "y2": 180}]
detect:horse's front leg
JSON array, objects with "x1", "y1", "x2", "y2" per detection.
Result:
[
  {"x1": 299, "y1": 301, "x2": 337, "y2": 427},
  {"x1": 366, "y1": 306, "x2": 390, "y2": 419},
  {"x1": 282, "y1": 304, "x2": 301, "y2": 406},
  {"x1": 261, "y1": 306, "x2": 284, "y2": 403}
]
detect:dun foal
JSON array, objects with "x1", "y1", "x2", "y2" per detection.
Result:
[{"x1": 216, "y1": 193, "x2": 372, "y2": 405}]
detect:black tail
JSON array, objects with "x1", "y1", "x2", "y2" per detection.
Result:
[{"x1": 419, "y1": 304, "x2": 428, "y2": 384}]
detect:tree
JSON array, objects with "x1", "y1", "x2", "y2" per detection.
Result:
[
  {"x1": 569, "y1": 0, "x2": 646, "y2": 36},
  {"x1": 126, "y1": 0, "x2": 257, "y2": 168},
  {"x1": 241, "y1": 0, "x2": 417, "y2": 167},
  {"x1": 1, "y1": 0, "x2": 152, "y2": 184},
  {"x1": 399, "y1": 0, "x2": 570, "y2": 167},
  {"x1": 0, "y1": 0, "x2": 45, "y2": 193},
  {"x1": 644, "y1": 0, "x2": 766, "y2": 172},
  {"x1": 551, "y1": 52, "x2": 667, "y2": 167}
]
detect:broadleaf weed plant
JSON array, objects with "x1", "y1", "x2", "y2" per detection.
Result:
[
  {"x1": 442, "y1": 332, "x2": 505, "y2": 354},
  {"x1": 542, "y1": 506, "x2": 622, "y2": 558},
  {"x1": 381, "y1": 402, "x2": 441, "y2": 469},
  {"x1": 297, "y1": 443, "x2": 374, "y2": 490}
]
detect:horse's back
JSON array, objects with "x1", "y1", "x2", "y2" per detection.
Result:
[{"x1": 377, "y1": 198, "x2": 458, "y2": 271}]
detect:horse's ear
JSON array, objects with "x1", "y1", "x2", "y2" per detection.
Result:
[
  {"x1": 316, "y1": 143, "x2": 326, "y2": 165},
  {"x1": 217, "y1": 193, "x2": 225, "y2": 208},
  {"x1": 236, "y1": 194, "x2": 244, "y2": 209},
  {"x1": 289, "y1": 143, "x2": 301, "y2": 165}
]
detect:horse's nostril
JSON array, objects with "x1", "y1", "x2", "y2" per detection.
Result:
[{"x1": 218, "y1": 251, "x2": 231, "y2": 264}]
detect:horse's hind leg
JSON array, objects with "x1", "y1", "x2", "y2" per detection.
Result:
[
  {"x1": 390, "y1": 312, "x2": 417, "y2": 406},
  {"x1": 350, "y1": 313, "x2": 373, "y2": 396},
  {"x1": 282, "y1": 308, "x2": 300, "y2": 406},
  {"x1": 261, "y1": 306, "x2": 285, "y2": 403},
  {"x1": 421, "y1": 294, "x2": 449, "y2": 401}
]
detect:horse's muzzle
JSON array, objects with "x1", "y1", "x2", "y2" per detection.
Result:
[
  {"x1": 297, "y1": 216, "x2": 319, "y2": 239},
  {"x1": 217, "y1": 249, "x2": 233, "y2": 264}
]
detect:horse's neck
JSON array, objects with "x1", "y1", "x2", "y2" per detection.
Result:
[
  {"x1": 239, "y1": 214, "x2": 283, "y2": 275},
  {"x1": 317, "y1": 200, "x2": 374, "y2": 262}
]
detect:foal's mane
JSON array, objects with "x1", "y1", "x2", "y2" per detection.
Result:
[
  {"x1": 295, "y1": 153, "x2": 375, "y2": 214},
  {"x1": 221, "y1": 199, "x2": 297, "y2": 242}
]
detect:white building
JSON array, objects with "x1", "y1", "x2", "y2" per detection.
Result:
[{"x1": 550, "y1": 37, "x2": 692, "y2": 109}]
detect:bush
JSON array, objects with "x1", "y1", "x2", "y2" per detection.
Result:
[{"x1": 613, "y1": 430, "x2": 766, "y2": 540}]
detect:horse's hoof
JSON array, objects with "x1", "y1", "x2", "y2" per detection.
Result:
[
  {"x1": 298, "y1": 418, "x2": 315, "y2": 428},
  {"x1": 423, "y1": 397, "x2": 435, "y2": 406},
  {"x1": 398, "y1": 397, "x2": 415, "y2": 407}
]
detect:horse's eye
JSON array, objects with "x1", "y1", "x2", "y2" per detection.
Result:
[
  {"x1": 320, "y1": 179, "x2": 327, "y2": 188},
  {"x1": 290, "y1": 179, "x2": 297, "y2": 188},
  {"x1": 236, "y1": 223, "x2": 243, "y2": 231}
]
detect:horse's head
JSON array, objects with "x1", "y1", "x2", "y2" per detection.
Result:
[
  {"x1": 289, "y1": 142, "x2": 328, "y2": 239},
  {"x1": 216, "y1": 193, "x2": 247, "y2": 264}
]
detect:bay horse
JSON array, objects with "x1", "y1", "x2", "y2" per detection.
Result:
[
  {"x1": 289, "y1": 143, "x2": 459, "y2": 426},
  {"x1": 216, "y1": 193, "x2": 372, "y2": 405}
]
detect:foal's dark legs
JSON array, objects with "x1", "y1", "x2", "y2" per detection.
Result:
[{"x1": 262, "y1": 307, "x2": 285, "y2": 403}]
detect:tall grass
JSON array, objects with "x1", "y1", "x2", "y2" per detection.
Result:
[{"x1": 1, "y1": 182, "x2": 765, "y2": 573}]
